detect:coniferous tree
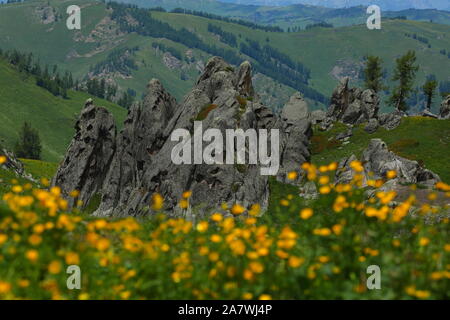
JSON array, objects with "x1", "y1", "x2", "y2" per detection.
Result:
[
  {"x1": 364, "y1": 55, "x2": 385, "y2": 93},
  {"x1": 389, "y1": 51, "x2": 419, "y2": 111},
  {"x1": 423, "y1": 79, "x2": 438, "y2": 110},
  {"x1": 14, "y1": 122, "x2": 42, "y2": 160}
]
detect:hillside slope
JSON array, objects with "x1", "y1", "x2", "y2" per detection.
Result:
[
  {"x1": 0, "y1": 57, "x2": 127, "y2": 162},
  {"x1": 1, "y1": 0, "x2": 449, "y2": 112}
]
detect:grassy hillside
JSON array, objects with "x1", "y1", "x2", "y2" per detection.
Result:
[
  {"x1": 311, "y1": 117, "x2": 450, "y2": 182},
  {"x1": 0, "y1": 57, "x2": 127, "y2": 162},
  {"x1": 1, "y1": 0, "x2": 449, "y2": 112}
]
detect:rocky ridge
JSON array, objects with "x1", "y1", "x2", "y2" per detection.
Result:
[{"x1": 52, "y1": 57, "x2": 312, "y2": 217}]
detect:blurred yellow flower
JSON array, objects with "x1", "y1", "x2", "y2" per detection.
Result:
[
  {"x1": 386, "y1": 170, "x2": 397, "y2": 179},
  {"x1": 25, "y1": 249, "x2": 39, "y2": 262},
  {"x1": 249, "y1": 261, "x2": 264, "y2": 274},
  {"x1": 0, "y1": 234, "x2": 7, "y2": 245},
  {"x1": 300, "y1": 208, "x2": 313, "y2": 220},
  {"x1": 151, "y1": 193, "x2": 164, "y2": 211},
  {"x1": 287, "y1": 171, "x2": 298, "y2": 180},
  {"x1": 318, "y1": 176, "x2": 330, "y2": 185},
  {"x1": 48, "y1": 260, "x2": 62, "y2": 274},
  {"x1": 28, "y1": 234, "x2": 42, "y2": 246},
  {"x1": 78, "y1": 293, "x2": 90, "y2": 300},
  {"x1": 288, "y1": 256, "x2": 305, "y2": 268},
  {"x1": 0, "y1": 281, "x2": 11, "y2": 294},
  {"x1": 259, "y1": 294, "x2": 272, "y2": 300},
  {"x1": 179, "y1": 199, "x2": 189, "y2": 209},
  {"x1": 248, "y1": 204, "x2": 261, "y2": 216},
  {"x1": 196, "y1": 221, "x2": 208, "y2": 233},
  {"x1": 69, "y1": 190, "x2": 80, "y2": 198},
  {"x1": 182, "y1": 191, "x2": 192, "y2": 199},
  {"x1": 231, "y1": 204, "x2": 245, "y2": 215},
  {"x1": 65, "y1": 252, "x2": 80, "y2": 265},
  {"x1": 419, "y1": 237, "x2": 430, "y2": 246},
  {"x1": 211, "y1": 213, "x2": 223, "y2": 222},
  {"x1": 0, "y1": 155, "x2": 7, "y2": 164},
  {"x1": 319, "y1": 186, "x2": 331, "y2": 194}
]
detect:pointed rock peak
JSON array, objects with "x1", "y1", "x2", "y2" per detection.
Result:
[
  {"x1": 84, "y1": 98, "x2": 94, "y2": 108},
  {"x1": 340, "y1": 77, "x2": 350, "y2": 88},
  {"x1": 197, "y1": 56, "x2": 231, "y2": 83},
  {"x1": 147, "y1": 78, "x2": 163, "y2": 91},
  {"x1": 236, "y1": 60, "x2": 254, "y2": 97},
  {"x1": 143, "y1": 78, "x2": 177, "y2": 108}
]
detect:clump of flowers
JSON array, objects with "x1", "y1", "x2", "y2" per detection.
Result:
[{"x1": 0, "y1": 162, "x2": 449, "y2": 300}]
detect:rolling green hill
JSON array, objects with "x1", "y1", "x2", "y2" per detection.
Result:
[
  {"x1": 1, "y1": 0, "x2": 449, "y2": 113},
  {"x1": 119, "y1": 0, "x2": 450, "y2": 29},
  {"x1": 0, "y1": 56, "x2": 127, "y2": 162}
]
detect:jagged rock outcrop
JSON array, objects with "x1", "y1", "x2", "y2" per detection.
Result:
[
  {"x1": 54, "y1": 57, "x2": 311, "y2": 217},
  {"x1": 440, "y1": 95, "x2": 450, "y2": 119},
  {"x1": 51, "y1": 99, "x2": 117, "y2": 209},
  {"x1": 335, "y1": 139, "x2": 440, "y2": 188},
  {"x1": 0, "y1": 146, "x2": 35, "y2": 182},
  {"x1": 94, "y1": 79, "x2": 178, "y2": 217},
  {"x1": 325, "y1": 77, "x2": 380, "y2": 126}
]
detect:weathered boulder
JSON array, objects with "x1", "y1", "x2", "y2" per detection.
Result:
[
  {"x1": 378, "y1": 110, "x2": 405, "y2": 130},
  {"x1": 299, "y1": 181, "x2": 318, "y2": 200},
  {"x1": 335, "y1": 128, "x2": 352, "y2": 141},
  {"x1": 420, "y1": 109, "x2": 438, "y2": 119},
  {"x1": 335, "y1": 139, "x2": 440, "y2": 188},
  {"x1": 310, "y1": 110, "x2": 326, "y2": 124},
  {"x1": 50, "y1": 57, "x2": 311, "y2": 217},
  {"x1": 439, "y1": 95, "x2": 450, "y2": 119},
  {"x1": 364, "y1": 118, "x2": 379, "y2": 134},
  {"x1": 280, "y1": 92, "x2": 310, "y2": 124},
  {"x1": 51, "y1": 99, "x2": 117, "y2": 210}
]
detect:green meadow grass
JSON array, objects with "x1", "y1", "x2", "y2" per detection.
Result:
[
  {"x1": 0, "y1": 57, "x2": 127, "y2": 162},
  {"x1": 311, "y1": 117, "x2": 450, "y2": 182}
]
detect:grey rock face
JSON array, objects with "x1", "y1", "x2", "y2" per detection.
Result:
[
  {"x1": 50, "y1": 57, "x2": 310, "y2": 217},
  {"x1": 52, "y1": 100, "x2": 117, "y2": 210},
  {"x1": 335, "y1": 139, "x2": 440, "y2": 187},
  {"x1": 326, "y1": 78, "x2": 380, "y2": 126},
  {"x1": 439, "y1": 95, "x2": 450, "y2": 119},
  {"x1": 277, "y1": 92, "x2": 312, "y2": 184}
]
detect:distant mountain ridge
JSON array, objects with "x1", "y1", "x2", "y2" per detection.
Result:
[
  {"x1": 118, "y1": 0, "x2": 450, "y2": 29},
  {"x1": 222, "y1": 0, "x2": 450, "y2": 11}
]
